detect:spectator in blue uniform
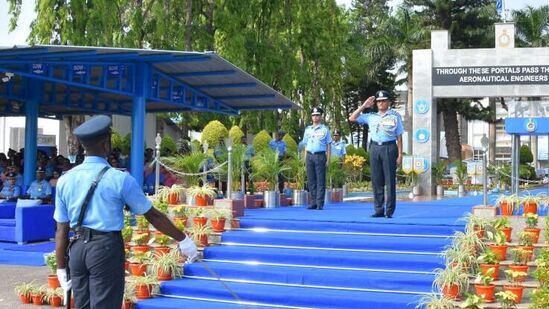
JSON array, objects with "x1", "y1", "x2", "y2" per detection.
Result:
[
  {"x1": 301, "y1": 107, "x2": 332, "y2": 210},
  {"x1": 54, "y1": 115, "x2": 197, "y2": 309},
  {"x1": 0, "y1": 172, "x2": 21, "y2": 200},
  {"x1": 269, "y1": 130, "x2": 287, "y2": 193},
  {"x1": 349, "y1": 90, "x2": 403, "y2": 218},
  {"x1": 330, "y1": 130, "x2": 346, "y2": 160},
  {"x1": 26, "y1": 166, "x2": 52, "y2": 201}
]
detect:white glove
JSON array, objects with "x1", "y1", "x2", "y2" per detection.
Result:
[
  {"x1": 178, "y1": 236, "x2": 198, "y2": 263},
  {"x1": 57, "y1": 268, "x2": 72, "y2": 292}
]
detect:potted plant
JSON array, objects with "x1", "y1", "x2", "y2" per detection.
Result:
[
  {"x1": 477, "y1": 249, "x2": 500, "y2": 280},
  {"x1": 509, "y1": 248, "x2": 531, "y2": 280},
  {"x1": 251, "y1": 148, "x2": 290, "y2": 208},
  {"x1": 135, "y1": 215, "x2": 150, "y2": 232},
  {"x1": 188, "y1": 185, "x2": 217, "y2": 207},
  {"x1": 190, "y1": 207, "x2": 208, "y2": 227},
  {"x1": 485, "y1": 230, "x2": 508, "y2": 261},
  {"x1": 43, "y1": 251, "x2": 60, "y2": 288},
  {"x1": 45, "y1": 287, "x2": 63, "y2": 307},
  {"x1": 433, "y1": 266, "x2": 469, "y2": 300},
  {"x1": 414, "y1": 292, "x2": 455, "y2": 309},
  {"x1": 524, "y1": 213, "x2": 541, "y2": 243},
  {"x1": 122, "y1": 284, "x2": 137, "y2": 309},
  {"x1": 157, "y1": 184, "x2": 186, "y2": 205},
  {"x1": 166, "y1": 145, "x2": 209, "y2": 188},
  {"x1": 530, "y1": 287, "x2": 549, "y2": 309},
  {"x1": 207, "y1": 208, "x2": 232, "y2": 233},
  {"x1": 491, "y1": 216, "x2": 512, "y2": 242},
  {"x1": 284, "y1": 156, "x2": 308, "y2": 205},
  {"x1": 150, "y1": 249, "x2": 183, "y2": 281},
  {"x1": 132, "y1": 232, "x2": 150, "y2": 253},
  {"x1": 326, "y1": 156, "x2": 346, "y2": 202},
  {"x1": 127, "y1": 275, "x2": 159, "y2": 299},
  {"x1": 463, "y1": 213, "x2": 489, "y2": 239},
  {"x1": 502, "y1": 269, "x2": 527, "y2": 304},
  {"x1": 459, "y1": 293, "x2": 485, "y2": 308},
  {"x1": 14, "y1": 281, "x2": 35, "y2": 304},
  {"x1": 122, "y1": 225, "x2": 133, "y2": 244},
  {"x1": 189, "y1": 224, "x2": 212, "y2": 247},
  {"x1": 473, "y1": 268, "x2": 495, "y2": 302},
  {"x1": 495, "y1": 291, "x2": 518, "y2": 309},
  {"x1": 152, "y1": 233, "x2": 172, "y2": 256},
  {"x1": 30, "y1": 284, "x2": 47, "y2": 305},
  {"x1": 520, "y1": 193, "x2": 545, "y2": 215},
  {"x1": 432, "y1": 160, "x2": 447, "y2": 197},
  {"x1": 454, "y1": 160, "x2": 468, "y2": 197},
  {"x1": 128, "y1": 251, "x2": 150, "y2": 277},
  {"x1": 496, "y1": 194, "x2": 519, "y2": 216},
  {"x1": 451, "y1": 229, "x2": 486, "y2": 268},
  {"x1": 518, "y1": 230, "x2": 537, "y2": 252}
]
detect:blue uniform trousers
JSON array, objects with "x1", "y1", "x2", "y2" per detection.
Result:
[
  {"x1": 306, "y1": 152, "x2": 327, "y2": 209},
  {"x1": 369, "y1": 143, "x2": 398, "y2": 216},
  {"x1": 69, "y1": 230, "x2": 125, "y2": 309}
]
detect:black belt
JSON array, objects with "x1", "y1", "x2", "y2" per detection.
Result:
[
  {"x1": 307, "y1": 151, "x2": 326, "y2": 155},
  {"x1": 77, "y1": 227, "x2": 121, "y2": 237},
  {"x1": 370, "y1": 140, "x2": 396, "y2": 146}
]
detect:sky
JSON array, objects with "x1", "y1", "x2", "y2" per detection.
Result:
[{"x1": 0, "y1": 0, "x2": 547, "y2": 46}]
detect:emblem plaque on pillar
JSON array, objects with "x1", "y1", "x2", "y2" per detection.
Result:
[
  {"x1": 414, "y1": 100, "x2": 430, "y2": 115},
  {"x1": 413, "y1": 157, "x2": 429, "y2": 174},
  {"x1": 402, "y1": 156, "x2": 414, "y2": 174},
  {"x1": 415, "y1": 128, "x2": 430, "y2": 144}
]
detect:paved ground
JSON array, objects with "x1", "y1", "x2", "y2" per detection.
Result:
[{"x1": 0, "y1": 264, "x2": 49, "y2": 308}]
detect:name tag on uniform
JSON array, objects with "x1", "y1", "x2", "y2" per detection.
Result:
[
  {"x1": 313, "y1": 130, "x2": 326, "y2": 138},
  {"x1": 382, "y1": 118, "x2": 396, "y2": 127}
]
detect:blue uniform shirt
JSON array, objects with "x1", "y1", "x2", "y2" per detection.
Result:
[
  {"x1": 3, "y1": 173, "x2": 23, "y2": 188},
  {"x1": 245, "y1": 145, "x2": 255, "y2": 161},
  {"x1": 27, "y1": 179, "x2": 52, "y2": 199},
  {"x1": 54, "y1": 156, "x2": 152, "y2": 231},
  {"x1": 331, "y1": 141, "x2": 347, "y2": 158},
  {"x1": 301, "y1": 124, "x2": 332, "y2": 153},
  {"x1": 0, "y1": 184, "x2": 20, "y2": 198},
  {"x1": 357, "y1": 109, "x2": 404, "y2": 143},
  {"x1": 269, "y1": 140, "x2": 286, "y2": 157}
]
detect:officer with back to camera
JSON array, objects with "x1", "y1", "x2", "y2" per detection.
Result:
[
  {"x1": 349, "y1": 90, "x2": 403, "y2": 218},
  {"x1": 301, "y1": 107, "x2": 332, "y2": 210},
  {"x1": 54, "y1": 115, "x2": 197, "y2": 308}
]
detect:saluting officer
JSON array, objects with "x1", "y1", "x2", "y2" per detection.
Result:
[
  {"x1": 330, "y1": 130, "x2": 346, "y2": 159},
  {"x1": 26, "y1": 166, "x2": 52, "y2": 200},
  {"x1": 54, "y1": 115, "x2": 197, "y2": 308},
  {"x1": 301, "y1": 107, "x2": 332, "y2": 210},
  {"x1": 349, "y1": 90, "x2": 403, "y2": 218}
]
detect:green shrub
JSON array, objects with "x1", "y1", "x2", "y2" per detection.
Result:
[
  {"x1": 202, "y1": 120, "x2": 228, "y2": 148},
  {"x1": 229, "y1": 126, "x2": 245, "y2": 144},
  {"x1": 283, "y1": 134, "x2": 298, "y2": 157},
  {"x1": 520, "y1": 145, "x2": 533, "y2": 164},
  {"x1": 111, "y1": 130, "x2": 124, "y2": 152},
  {"x1": 160, "y1": 135, "x2": 177, "y2": 156},
  {"x1": 122, "y1": 133, "x2": 132, "y2": 155},
  {"x1": 253, "y1": 130, "x2": 272, "y2": 153}
]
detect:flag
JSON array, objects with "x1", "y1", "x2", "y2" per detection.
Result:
[{"x1": 496, "y1": 0, "x2": 503, "y2": 14}]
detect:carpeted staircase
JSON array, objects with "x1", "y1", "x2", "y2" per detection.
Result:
[{"x1": 136, "y1": 200, "x2": 470, "y2": 309}]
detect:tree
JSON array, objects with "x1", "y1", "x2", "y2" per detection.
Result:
[{"x1": 513, "y1": 5, "x2": 549, "y2": 48}]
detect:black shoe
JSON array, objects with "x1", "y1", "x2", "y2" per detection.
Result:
[
  {"x1": 371, "y1": 213, "x2": 385, "y2": 218},
  {"x1": 307, "y1": 205, "x2": 317, "y2": 210},
  {"x1": 385, "y1": 215, "x2": 393, "y2": 218}
]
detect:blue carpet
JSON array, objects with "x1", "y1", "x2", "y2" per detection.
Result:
[
  {"x1": 0, "y1": 241, "x2": 53, "y2": 266},
  {"x1": 4, "y1": 242, "x2": 55, "y2": 252},
  {"x1": 159, "y1": 278, "x2": 422, "y2": 309}
]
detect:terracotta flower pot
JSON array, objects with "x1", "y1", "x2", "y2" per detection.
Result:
[
  {"x1": 523, "y1": 228, "x2": 541, "y2": 243},
  {"x1": 523, "y1": 202, "x2": 538, "y2": 215},
  {"x1": 19, "y1": 294, "x2": 31, "y2": 304},
  {"x1": 132, "y1": 245, "x2": 150, "y2": 254},
  {"x1": 499, "y1": 202, "x2": 514, "y2": 216},
  {"x1": 168, "y1": 192, "x2": 179, "y2": 205},
  {"x1": 31, "y1": 294, "x2": 43, "y2": 305},
  {"x1": 503, "y1": 285, "x2": 524, "y2": 303},
  {"x1": 125, "y1": 261, "x2": 129, "y2": 271},
  {"x1": 121, "y1": 300, "x2": 132, "y2": 309},
  {"x1": 500, "y1": 227, "x2": 513, "y2": 242},
  {"x1": 129, "y1": 263, "x2": 147, "y2": 276},
  {"x1": 50, "y1": 295, "x2": 62, "y2": 307},
  {"x1": 518, "y1": 245, "x2": 535, "y2": 261},
  {"x1": 195, "y1": 194, "x2": 208, "y2": 206},
  {"x1": 474, "y1": 284, "x2": 495, "y2": 302},
  {"x1": 480, "y1": 263, "x2": 500, "y2": 280},
  {"x1": 173, "y1": 216, "x2": 188, "y2": 229},
  {"x1": 156, "y1": 268, "x2": 172, "y2": 281},
  {"x1": 195, "y1": 234, "x2": 209, "y2": 247},
  {"x1": 441, "y1": 284, "x2": 460, "y2": 300},
  {"x1": 488, "y1": 244, "x2": 508, "y2": 261},
  {"x1": 508, "y1": 264, "x2": 529, "y2": 282},
  {"x1": 210, "y1": 218, "x2": 226, "y2": 233},
  {"x1": 192, "y1": 217, "x2": 208, "y2": 227},
  {"x1": 48, "y1": 274, "x2": 61, "y2": 288},
  {"x1": 135, "y1": 284, "x2": 151, "y2": 299},
  {"x1": 153, "y1": 246, "x2": 171, "y2": 257},
  {"x1": 473, "y1": 226, "x2": 485, "y2": 239}
]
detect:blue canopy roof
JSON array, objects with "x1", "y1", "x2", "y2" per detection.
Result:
[{"x1": 0, "y1": 45, "x2": 299, "y2": 118}]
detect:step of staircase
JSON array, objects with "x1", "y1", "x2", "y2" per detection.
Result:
[
  {"x1": 183, "y1": 260, "x2": 435, "y2": 293},
  {"x1": 156, "y1": 277, "x2": 423, "y2": 309}
]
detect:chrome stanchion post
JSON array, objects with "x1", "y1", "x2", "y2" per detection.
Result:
[
  {"x1": 225, "y1": 137, "x2": 233, "y2": 199},
  {"x1": 155, "y1": 133, "x2": 161, "y2": 195},
  {"x1": 481, "y1": 134, "x2": 488, "y2": 206}
]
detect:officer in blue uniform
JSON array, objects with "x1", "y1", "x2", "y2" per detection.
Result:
[
  {"x1": 301, "y1": 107, "x2": 332, "y2": 210},
  {"x1": 330, "y1": 130, "x2": 346, "y2": 159},
  {"x1": 26, "y1": 166, "x2": 52, "y2": 200},
  {"x1": 54, "y1": 115, "x2": 197, "y2": 309},
  {"x1": 269, "y1": 130, "x2": 287, "y2": 193},
  {"x1": 0, "y1": 172, "x2": 21, "y2": 200},
  {"x1": 349, "y1": 90, "x2": 403, "y2": 218}
]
